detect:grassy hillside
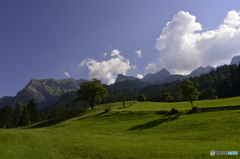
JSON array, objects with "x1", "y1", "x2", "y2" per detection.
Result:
[
  {"x1": 121, "y1": 96, "x2": 240, "y2": 111},
  {"x1": 0, "y1": 99, "x2": 240, "y2": 159}
]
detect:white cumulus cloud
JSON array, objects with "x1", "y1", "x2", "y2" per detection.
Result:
[
  {"x1": 224, "y1": 10, "x2": 240, "y2": 27},
  {"x1": 145, "y1": 63, "x2": 157, "y2": 74},
  {"x1": 135, "y1": 50, "x2": 142, "y2": 58},
  {"x1": 103, "y1": 52, "x2": 107, "y2": 57},
  {"x1": 111, "y1": 49, "x2": 121, "y2": 57},
  {"x1": 63, "y1": 71, "x2": 70, "y2": 78},
  {"x1": 131, "y1": 64, "x2": 137, "y2": 69},
  {"x1": 137, "y1": 74, "x2": 143, "y2": 79},
  {"x1": 79, "y1": 49, "x2": 133, "y2": 84},
  {"x1": 146, "y1": 10, "x2": 240, "y2": 75}
]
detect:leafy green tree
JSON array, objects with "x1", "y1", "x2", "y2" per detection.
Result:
[
  {"x1": 19, "y1": 104, "x2": 31, "y2": 127},
  {"x1": 206, "y1": 87, "x2": 216, "y2": 99},
  {"x1": 76, "y1": 78, "x2": 108, "y2": 109},
  {"x1": 27, "y1": 99, "x2": 39, "y2": 123},
  {"x1": 2, "y1": 105, "x2": 14, "y2": 128},
  {"x1": 161, "y1": 92, "x2": 173, "y2": 101},
  {"x1": 119, "y1": 90, "x2": 127, "y2": 107},
  {"x1": 12, "y1": 103, "x2": 22, "y2": 127},
  {"x1": 180, "y1": 79, "x2": 199, "y2": 108},
  {"x1": 138, "y1": 94, "x2": 146, "y2": 102}
]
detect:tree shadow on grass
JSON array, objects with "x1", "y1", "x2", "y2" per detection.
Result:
[
  {"x1": 128, "y1": 114, "x2": 181, "y2": 130},
  {"x1": 93, "y1": 111, "x2": 112, "y2": 118},
  {"x1": 26, "y1": 114, "x2": 76, "y2": 129}
]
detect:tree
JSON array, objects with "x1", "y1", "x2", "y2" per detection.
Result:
[
  {"x1": 19, "y1": 104, "x2": 31, "y2": 127},
  {"x1": 138, "y1": 94, "x2": 146, "y2": 102},
  {"x1": 0, "y1": 109, "x2": 5, "y2": 128},
  {"x1": 12, "y1": 103, "x2": 22, "y2": 127},
  {"x1": 180, "y1": 79, "x2": 199, "y2": 108},
  {"x1": 27, "y1": 99, "x2": 39, "y2": 123},
  {"x1": 1, "y1": 105, "x2": 14, "y2": 128},
  {"x1": 161, "y1": 92, "x2": 173, "y2": 101},
  {"x1": 76, "y1": 78, "x2": 108, "y2": 109},
  {"x1": 119, "y1": 90, "x2": 127, "y2": 107},
  {"x1": 206, "y1": 87, "x2": 216, "y2": 99}
]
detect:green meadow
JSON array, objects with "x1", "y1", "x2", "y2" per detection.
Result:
[
  {"x1": 1, "y1": 98, "x2": 240, "y2": 159},
  {"x1": 120, "y1": 96, "x2": 240, "y2": 111}
]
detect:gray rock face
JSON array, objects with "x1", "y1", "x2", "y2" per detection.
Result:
[
  {"x1": 230, "y1": 56, "x2": 240, "y2": 65},
  {"x1": 189, "y1": 66, "x2": 215, "y2": 77},
  {"x1": 114, "y1": 68, "x2": 172, "y2": 84},
  {"x1": 0, "y1": 78, "x2": 88, "y2": 110},
  {"x1": 155, "y1": 74, "x2": 185, "y2": 84},
  {"x1": 115, "y1": 74, "x2": 138, "y2": 83},
  {"x1": 141, "y1": 68, "x2": 171, "y2": 83}
]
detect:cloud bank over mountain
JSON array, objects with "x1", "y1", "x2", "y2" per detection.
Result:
[
  {"x1": 79, "y1": 49, "x2": 133, "y2": 84},
  {"x1": 137, "y1": 74, "x2": 143, "y2": 79},
  {"x1": 146, "y1": 10, "x2": 240, "y2": 75}
]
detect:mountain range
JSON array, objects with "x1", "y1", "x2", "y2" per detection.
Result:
[
  {"x1": 0, "y1": 78, "x2": 87, "y2": 110},
  {"x1": 0, "y1": 55, "x2": 239, "y2": 110},
  {"x1": 114, "y1": 65, "x2": 215, "y2": 84}
]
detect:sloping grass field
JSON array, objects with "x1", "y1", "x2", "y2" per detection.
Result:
[
  {"x1": 119, "y1": 96, "x2": 240, "y2": 111},
  {"x1": 0, "y1": 97, "x2": 240, "y2": 159}
]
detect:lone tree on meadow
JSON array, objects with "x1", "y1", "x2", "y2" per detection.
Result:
[
  {"x1": 119, "y1": 90, "x2": 127, "y2": 107},
  {"x1": 180, "y1": 79, "x2": 199, "y2": 108},
  {"x1": 76, "y1": 78, "x2": 108, "y2": 109}
]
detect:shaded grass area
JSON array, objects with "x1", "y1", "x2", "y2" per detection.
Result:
[
  {"x1": 28, "y1": 114, "x2": 77, "y2": 129},
  {"x1": 0, "y1": 100, "x2": 240, "y2": 158},
  {"x1": 129, "y1": 114, "x2": 181, "y2": 130}
]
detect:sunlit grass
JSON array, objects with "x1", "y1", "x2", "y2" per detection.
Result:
[
  {"x1": 1, "y1": 98, "x2": 240, "y2": 158},
  {"x1": 120, "y1": 96, "x2": 240, "y2": 111}
]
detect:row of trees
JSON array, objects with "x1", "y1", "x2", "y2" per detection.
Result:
[
  {"x1": 138, "y1": 93, "x2": 173, "y2": 102},
  {"x1": 0, "y1": 99, "x2": 39, "y2": 128},
  {"x1": 137, "y1": 79, "x2": 199, "y2": 108},
  {"x1": 75, "y1": 77, "x2": 199, "y2": 109}
]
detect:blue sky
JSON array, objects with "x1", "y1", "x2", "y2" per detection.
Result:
[{"x1": 1, "y1": 0, "x2": 240, "y2": 97}]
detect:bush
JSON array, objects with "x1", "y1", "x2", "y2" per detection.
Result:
[
  {"x1": 168, "y1": 108, "x2": 179, "y2": 115},
  {"x1": 105, "y1": 108, "x2": 111, "y2": 113},
  {"x1": 156, "y1": 110, "x2": 168, "y2": 114},
  {"x1": 161, "y1": 92, "x2": 174, "y2": 101},
  {"x1": 138, "y1": 94, "x2": 146, "y2": 102},
  {"x1": 187, "y1": 106, "x2": 199, "y2": 114},
  {"x1": 192, "y1": 106, "x2": 199, "y2": 113}
]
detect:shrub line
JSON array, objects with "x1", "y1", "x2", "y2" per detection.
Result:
[{"x1": 195, "y1": 105, "x2": 240, "y2": 112}]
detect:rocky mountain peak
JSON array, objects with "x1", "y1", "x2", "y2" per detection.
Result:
[
  {"x1": 141, "y1": 68, "x2": 171, "y2": 83},
  {"x1": 115, "y1": 74, "x2": 138, "y2": 83},
  {"x1": 0, "y1": 78, "x2": 88, "y2": 110},
  {"x1": 189, "y1": 65, "x2": 215, "y2": 77},
  {"x1": 230, "y1": 55, "x2": 240, "y2": 65}
]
